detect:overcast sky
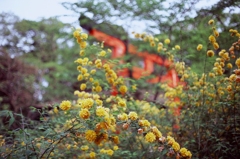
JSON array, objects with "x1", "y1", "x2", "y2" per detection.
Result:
[
  {"x1": 0, "y1": 0, "x2": 221, "y2": 33},
  {"x1": 0, "y1": 0, "x2": 221, "y2": 21},
  {"x1": 0, "y1": 0, "x2": 78, "y2": 24}
]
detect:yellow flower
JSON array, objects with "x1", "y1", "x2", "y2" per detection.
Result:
[
  {"x1": 21, "y1": 141, "x2": 26, "y2": 146},
  {"x1": 80, "y1": 83, "x2": 87, "y2": 90},
  {"x1": 118, "y1": 100, "x2": 126, "y2": 107},
  {"x1": 175, "y1": 45, "x2": 181, "y2": 50},
  {"x1": 100, "y1": 149, "x2": 114, "y2": 156},
  {"x1": 112, "y1": 136, "x2": 120, "y2": 144},
  {"x1": 172, "y1": 141, "x2": 180, "y2": 152},
  {"x1": 236, "y1": 58, "x2": 240, "y2": 68},
  {"x1": 77, "y1": 74, "x2": 83, "y2": 81},
  {"x1": 36, "y1": 143, "x2": 41, "y2": 149},
  {"x1": 90, "y1": 69, "x2": 96, "y2": 74},
  {"x1": 96, "y1": 99, "x2": 103, "y2": 106},
  {"x1": 95, "y1": 85, "x2": 102, "y2": 92},
  {"x1": 113, "y1": 146, "x2": 118, "y2": 150},
  {"x1": 81, "y1": 33, "x2": 88, "y2": 40},
  {"x1": 145, "y1": 132, "x2": 156, "y2": 142},
  {"x1": 67, "y1": 144, "x2": 71, "y2": 150},
  {"x1": 99, "y1": 50, "x2": 106, "y2": 56},
  {"x1": 79, "y1": 108, "x2": 90, "y2": 119},
  {"x1": 89, "y1": 152, "x2": 96, "y2": 159},
  {"x1": 209, "y1": 35, "x2": 216, "y2": 43},
  {"x1": 214, "y1": 30, "x2": 219, "y2": 37},
  {"x1": 96, "y1": 106, "x2": 107, "y2": 117},
  {"x1": 207, "y1": 50, "x2": 215, "y2": 57},
  {"x1": 213, "y1": 42, "x2": 219, "y2": 50},
  {"x1": 208, "y1": 19, "x2": 214, "y2": 25},
  {"x1": 80, "y1": 41, "x2": 87, "y2": 49},
  {"x1": 117, "y1": 113, "x2": 128, "y2": 121},
  {"x1": 59, "y1": 100, "x2": 71, "y2": 111},
  {"x1": 128, "y1": 112, "x2": 138, "y2": 120},
  {"x1": 164, "y1": 38, "x2": 170, "y2": 44},
  {"x1": 167, "y1": 136, "x2": 175, "y2": 145},
  {"x1": 131, "y1": 84, "x2": 137, "y2": 90},
  {"x1": 81, "y1": 145, "x2": 89, "y2": 151},
  {"x1": 106, "y1": 149, "x2": 114, "y2": 156},
  {"x1": 85, "y1": 130, "x2": 97, "y2": 142},
  {"x1": 150, "y1": 42, "x2": 155, "y2": 47},
  {"x1": 197, "y1": 44, "x2": 203, "y2": 51},
  {"x1": 152, "y1": 126, "x2": 162, "y2": 138},
  {"x1": 53, "y1": 107, "x2": 58, "y2": 114},
  {"x1": 139, "y1": 120, "x2": 150, "y2": 127},
  {"x1": 80, "y1": 98, "x2": 94, "y2": 109},
  {"x1": 179, "y1": 148, "x2": 192, "y2": 158},
  {"x1": 79, "y1": 50, "x2": 85, "y2": 56},
  {"x1": 119, "y1": 85, "x2": 128, "y2": 95},
  {"x1": 73, "y1": 30, "x2": 80, "y2": 38}
]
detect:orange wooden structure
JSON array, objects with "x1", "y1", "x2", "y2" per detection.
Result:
[{"x1": 88, "y1": 29, "x2": 179, "y2": 87}]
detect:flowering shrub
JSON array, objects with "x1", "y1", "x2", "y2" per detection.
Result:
[{"x1": 1, "y1": 19, "x2": 240, "y2": 159}]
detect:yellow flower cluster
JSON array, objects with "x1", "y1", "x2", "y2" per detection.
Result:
[
  {"x1": 81, "y1": 145, "x2": 89, "y2": 151},
  {"x1": 100, "y1": 148, "x2": 114, "y2": 156},
  {"x1": 208, "y1": 21, "x2": 220, "y2": 51},
  {"x1": 79, "y1": 98, "x2": 94, "y2": 109},
  {"x1": 151, "y1": 126, "x2": 162, "y2": 138},
  {"x1": 175, "y1": 61, "x2": 185, "y2": 75},
  {"x1": 73, "y1": 29, "x2": 88, "y2": 49},
  {"x1": 138, "y1": 119, "x2": 151, "y2": 127},
  {"x1": 179, "y1": 147, "x2": 192, "y2": 158},
  {"x1": 117, "y1": 113, "x2": 128, "y2": 121},
  {"x1": 53, "y1": 29, "x2": 195, "y2": 159},
  {"x1": 229, "y1": 29, "x2": 240, "y2": 37}
]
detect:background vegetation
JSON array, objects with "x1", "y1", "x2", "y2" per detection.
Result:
[{"x1": 0, "y1": 0, "x2": 240, "y2": 158}]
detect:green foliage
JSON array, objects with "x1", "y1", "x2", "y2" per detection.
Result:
[{"x1": 1, "y1": 0, "x2": 240, "y2": 158}]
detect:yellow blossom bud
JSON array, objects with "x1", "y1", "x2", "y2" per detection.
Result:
[
  {"x1": 213, "y1": 42, "x2": 219, "y2": 50},
  {"x1": 175, "y1": 45, "x2": 181, "y2": 50},
  {"x1": 197, "y1": 44, "x2": 203, "y2": 51},
  {"x1": 80, "y1": 83, "x2": 87, "y2": 90},
  {"x1": 164, "y1": 38, "x2": 170, "y2": 44},
  {"x1": 79, "y1": 50, "x2": 85, "y2": 56},
  {"x1": 207, "y1": 50, "x2": 215, "y2": 57},
  {"x1": 208, "y1": 19, "x2": 214, "y2": 25}
]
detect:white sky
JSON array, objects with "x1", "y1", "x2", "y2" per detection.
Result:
[
  {"x1": 0, "y1": 0, "x2": 221, "y2": 33},
  {"x1": 0, "y1": 0, "x2": 221, "y2": 21},
  {"x1": 0, "y1": 0, "x2": 78, "y2": 24}
]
